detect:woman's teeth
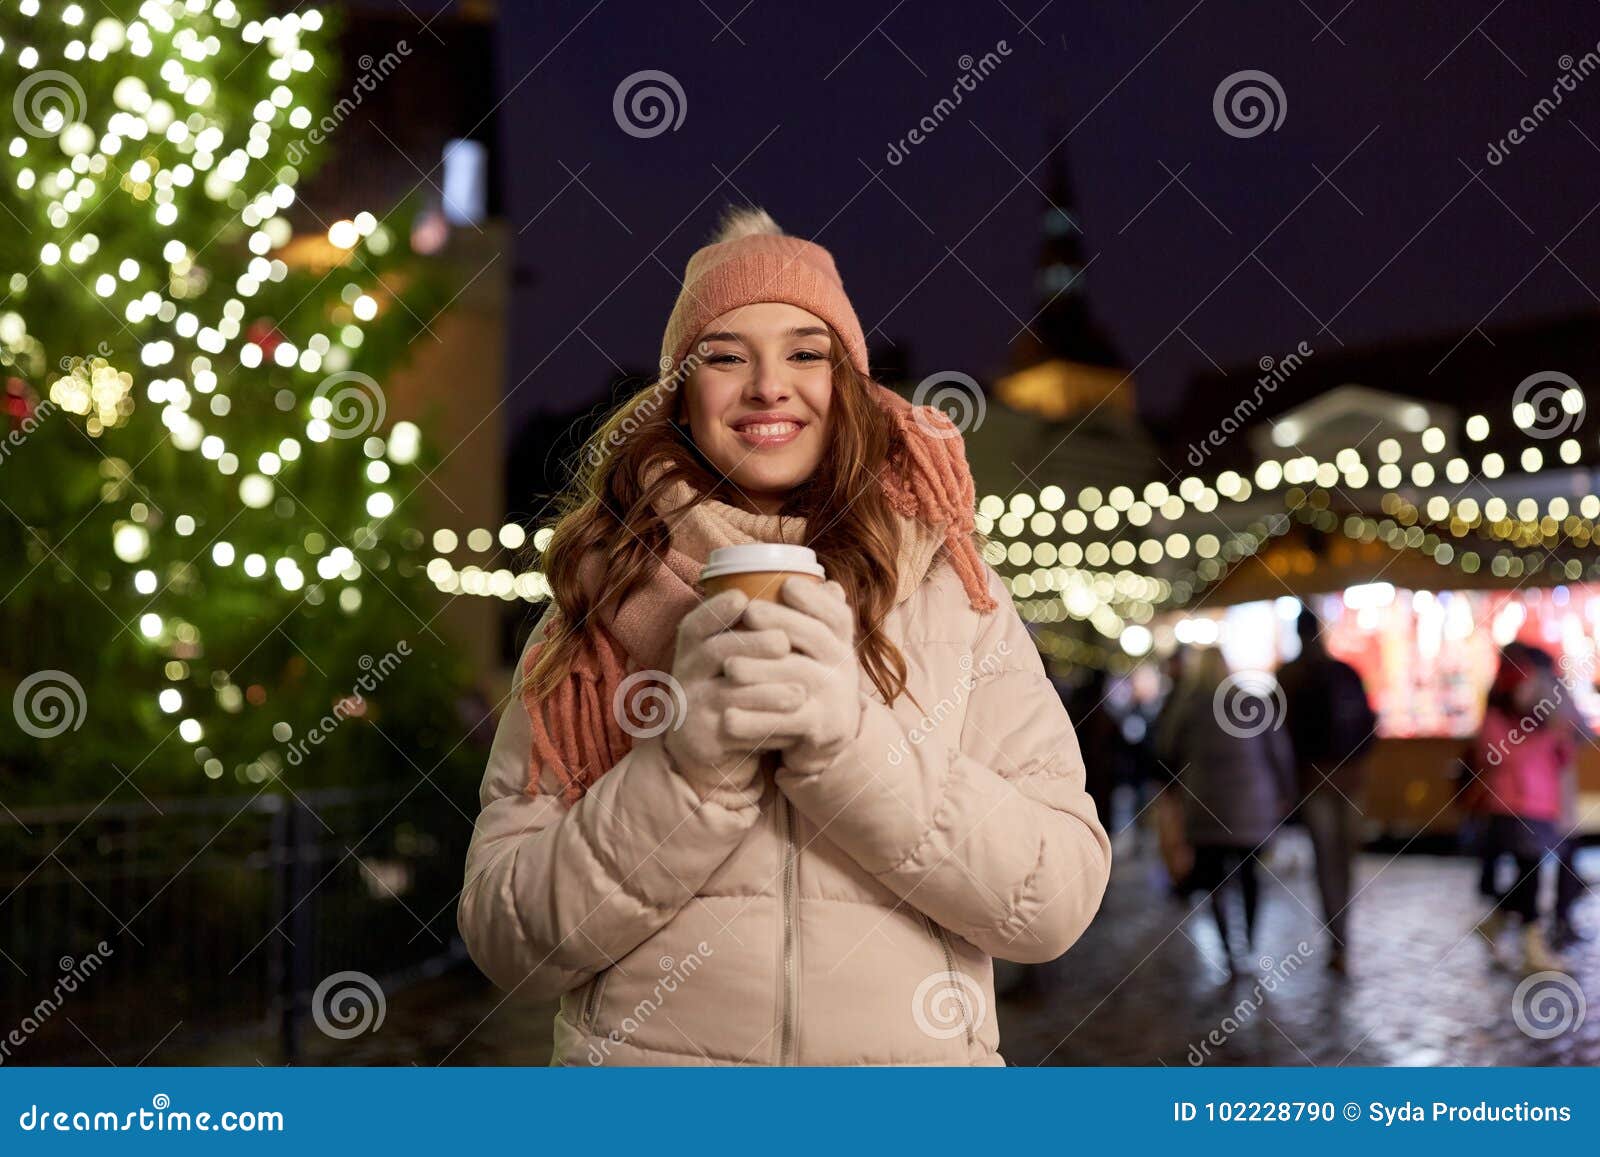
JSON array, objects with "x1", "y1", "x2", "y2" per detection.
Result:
[{"x1": 734, "y1": 420, "x2": 804, "y2": 447}]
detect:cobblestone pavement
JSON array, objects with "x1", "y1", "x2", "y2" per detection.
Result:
[
  {"x1": 190, "y1": 836, "x2": 1598, "y2": 1066},
  {"x1": 1000, "y1": 834, "x2": 1598, "y2": 1067}
]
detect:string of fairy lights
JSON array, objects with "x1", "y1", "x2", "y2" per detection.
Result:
[
  {"x1": 428, "y1": 385, "x2": 1600, "y2": 669},
  {"x1": 2, "y1": 2, "x2": 423, "y2": 780}
]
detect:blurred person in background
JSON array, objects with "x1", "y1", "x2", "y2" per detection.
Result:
[
  {"x1": 1117, "y1": 662, "x2": 1167, "y2": 857},
  {"x1": 1552, "y1": 758, "x2": 1592, "y2": 951},
  {"x1": 1467, "y1": 643, "x2": 1572, "y2": 972},
  {"x1": 459, "y1": 207, "x2": 1111, "y2": 1065},
  {"x1": 1150, "y1": 647, "x2": 1194, "y2": 895},
  {"x1": 1155, "y1": 648, "x2": 1296, "y2": 975},
  {"x1": 1515, "y1": 647, "x2": 1591, "y2": 952},
  {"x1": 1067, "y1": 667, "x2": 1131, "y2": 835},
  {"x1": 1277, "y1": 606, "x2": 1377, "y2": 975}
]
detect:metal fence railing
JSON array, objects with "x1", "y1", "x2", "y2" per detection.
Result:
[{"x1": 0, "y1": 786, "x2": 473, "y2": 1064}]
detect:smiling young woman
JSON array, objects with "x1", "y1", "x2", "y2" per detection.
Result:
[{"x1": 458, "y1": 206, "x2": 1111, "y2": 1066}]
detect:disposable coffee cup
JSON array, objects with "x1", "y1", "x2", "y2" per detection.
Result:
[{"x1": 698, "y1": 543, "x2": 826, "y2": 602}]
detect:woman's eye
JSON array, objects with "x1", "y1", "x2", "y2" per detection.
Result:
[{"x1": 708, "y1": 351, "x2": 825, "y2": 365}]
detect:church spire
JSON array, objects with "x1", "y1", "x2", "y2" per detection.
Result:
[
  {"x1": 995, "y1": 132, "x2": 1135, "y2": 421},
  {"x1": 1025, "y1": 142, "x2": 1121, "y2": 369}
]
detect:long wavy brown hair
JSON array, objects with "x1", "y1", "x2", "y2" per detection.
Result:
[{"x1": 525, "y1": 330, "x2": 917, "y2": 708}]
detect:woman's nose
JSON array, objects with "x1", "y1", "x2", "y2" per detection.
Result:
[{"x1": 744, "y1": 362, "x2": 791, "y2": 403}]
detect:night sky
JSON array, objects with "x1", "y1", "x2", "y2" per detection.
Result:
[{"x1": 492, "y1": 0, "x2": 1600, "y2": 436}]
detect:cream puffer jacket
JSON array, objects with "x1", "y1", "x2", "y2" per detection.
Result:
[{"x1": 458, "y1": 559, "x2": 1111, "y2": 1065}]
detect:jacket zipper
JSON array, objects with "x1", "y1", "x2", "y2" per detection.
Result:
[
  {"x1": 581, "y1": 967, "x2": 609, "y2": 1034},
  {"x1": 777, "y1": 793, "x2": 799, "y2": 1065},
  {"x1": 925, "y1": 914, "x2": 974, "y2": 1048}
]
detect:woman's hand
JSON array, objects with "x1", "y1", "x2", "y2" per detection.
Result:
[
  {"x1": 722, "y1": 578, "x2": 863, "y2": 775},
  {"x1": 661, "y1": 588, "x2": 792, "y2": 807}
]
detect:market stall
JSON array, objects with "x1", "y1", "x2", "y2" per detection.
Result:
[{"x1": 1165, "y1": 538, "x2": 1600, "y2": 839}]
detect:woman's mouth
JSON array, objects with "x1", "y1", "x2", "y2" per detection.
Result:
[{"x1": 731, "y1": 419, "x2": 805, "y2": 449}]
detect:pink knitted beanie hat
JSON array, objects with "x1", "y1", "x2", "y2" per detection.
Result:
[{"x1": 659, "y1": 207, "x2": 871, "y2": 379}]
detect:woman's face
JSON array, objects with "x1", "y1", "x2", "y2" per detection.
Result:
[{"x1": 681, "y1": 301, "x2": 834, "y2": 513}]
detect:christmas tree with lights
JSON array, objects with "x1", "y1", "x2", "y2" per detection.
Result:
[{"x1": 0, "y1": 0, "x2": 476, "y2": 803}]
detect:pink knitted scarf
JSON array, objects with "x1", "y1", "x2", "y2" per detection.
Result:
[{"x1": 521, "y1": 384, "x2": 996, "y2": 803}]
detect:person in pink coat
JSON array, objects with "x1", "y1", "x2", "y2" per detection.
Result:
[{"x1": 1467, "y1": 643, "x2": 1572, "y2": 971}]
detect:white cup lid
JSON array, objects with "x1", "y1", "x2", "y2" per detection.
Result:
[{"x1": 699, "y1": 543, "x2": 826, "y2": 582}]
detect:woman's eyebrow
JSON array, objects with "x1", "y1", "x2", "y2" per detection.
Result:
[{"x1": 699, "y1": 325, "x2": 831, "y2": 343}]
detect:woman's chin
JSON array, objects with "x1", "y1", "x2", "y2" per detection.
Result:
[{"x1": 726, "y1": 462, "x2": 816, "y2": 500}]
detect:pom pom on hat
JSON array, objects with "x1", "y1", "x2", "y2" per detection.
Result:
[{"x1": 707, "y1": 205, "x2": 784, "y2": 244}]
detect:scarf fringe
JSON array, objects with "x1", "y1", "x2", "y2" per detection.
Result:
[
  {"x1": 521, "y1": 386, "x2": 996, "y2": 803},
  {"x1": 877, "y1": 399, "x2": 998, "y2": 616},
  {"x1": 522, "y1": 611, "x2": 632, "y2": 805}
]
